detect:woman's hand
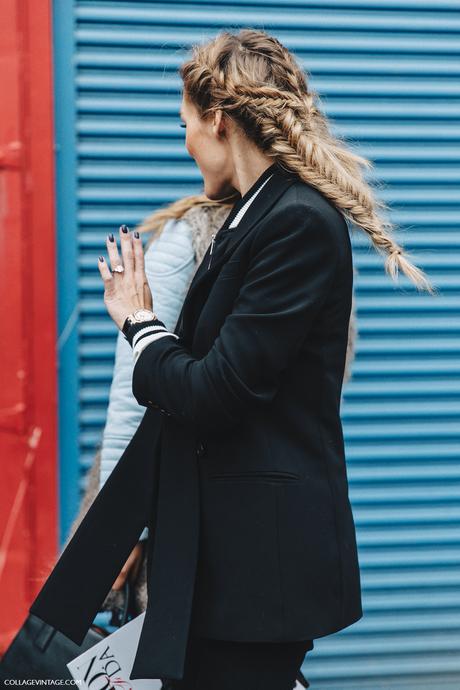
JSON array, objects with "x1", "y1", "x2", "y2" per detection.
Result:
[
  {"x1": 112, "y1": 541, "x2": 145, "y2": 590},
  {"x1": 97, "y1": 224, "x2": 154, "y2": 330}
]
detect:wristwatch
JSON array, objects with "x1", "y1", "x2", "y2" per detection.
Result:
[{"x1": 122, "y1": 308, "x2": 157, "y2": 337}]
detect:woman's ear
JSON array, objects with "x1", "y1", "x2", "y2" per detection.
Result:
[{"x1": 213, "y1": 108, "x2": 227, "y2": 139}]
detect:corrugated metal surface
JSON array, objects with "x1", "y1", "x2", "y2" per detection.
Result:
[{"x1": 61, "y1": 1, "x2": 460, "y2": 687}]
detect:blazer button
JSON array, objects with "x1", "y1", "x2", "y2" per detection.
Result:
[{"x1": 196, "y1": 440, "x2": 206, "y2": 458}]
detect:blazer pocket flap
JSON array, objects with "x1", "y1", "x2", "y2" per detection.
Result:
[{"x1": 208, "y1": 470, "x2": 301, "y2": 483}]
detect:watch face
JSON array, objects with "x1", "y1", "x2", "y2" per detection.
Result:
[{"x1": 134, "y1": 309, "x2": 155, "y2": 321}]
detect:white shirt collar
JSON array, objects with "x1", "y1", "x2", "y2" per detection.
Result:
[{"x1": 228, "y1": 174, "x2": 274, "y2": 229}]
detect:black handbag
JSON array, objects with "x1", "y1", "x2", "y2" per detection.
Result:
[{"x1": 0, "y1": 580, "x2": 135, "y2": 681}]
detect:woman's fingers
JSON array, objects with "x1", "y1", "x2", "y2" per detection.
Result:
[
  {"x1": 97, "y1": 256, "x2": 117, "y2": 300},
  {"x1": 133, "y1": 231, "x2": 145, "y2": 274},
  {"x1": 119, "y1": 224, "x2": 135, "y2": 280},
  {"x1": 118, "y1": 226, "x2": 144, "y2": 310},
  {"x1": 98, "y1": 225, "x2": 152, "y2": 322},
  {"x1": 106, "y1": 231, "x2": 123, "y2": 272},
  {"x1": 133, "y1": 231, "x2": 152, "y2": 310},
  {"x1": 102, "y1": 225, "x2": 144, "y2": 309}
]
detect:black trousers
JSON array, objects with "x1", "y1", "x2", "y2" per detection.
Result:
[{"x1": 165, "y1": 635, "x2": 314, "y2": 690}]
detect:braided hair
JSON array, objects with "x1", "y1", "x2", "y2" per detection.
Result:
[{"x1": 179, "y1": 28, "x2": 435, "y2": 294}]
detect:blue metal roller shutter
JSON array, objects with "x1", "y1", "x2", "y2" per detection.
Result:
[{"x1": 54, "y1": 1, "x2": 460, "y2": 687}]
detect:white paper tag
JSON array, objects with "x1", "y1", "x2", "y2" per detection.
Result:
[{"x1": 66, "y1": 612, "x2": 162, "y2": 689}]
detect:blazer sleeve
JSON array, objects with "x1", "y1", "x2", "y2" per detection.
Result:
[{"x1": 126, "y1": 204, "x2": 340, "y2": 436}]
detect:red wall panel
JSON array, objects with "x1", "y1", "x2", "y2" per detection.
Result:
[{"x1": 0, "y1": 0, "x2": 58, "y2": 651}]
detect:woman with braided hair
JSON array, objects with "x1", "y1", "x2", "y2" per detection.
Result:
[
  {"x1": 29, "y1": 28, "x2": 435, "y2": 689},
  {"x1": 180, "y1": 30, "x2": 433, "y2": 292}
]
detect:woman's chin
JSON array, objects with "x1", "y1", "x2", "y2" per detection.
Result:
[
  {"x1": 203, "y1": 183, "x2": 221, "y2": 201},
  {"x1": 204, "y1": 183, "x2": 238, "y2": 203}
]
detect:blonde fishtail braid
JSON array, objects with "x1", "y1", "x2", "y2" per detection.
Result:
[{"x1": 180, "y1": 28, "x2": 436, "y2": 294}]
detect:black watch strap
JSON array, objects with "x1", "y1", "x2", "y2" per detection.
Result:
[
  {"x1": 122, "y1": 310, "x2": 157, "y2": 338},
  {"x1": 123, "y1": 317, "x2": 167, "y2": 346},
  {"x1": 122, "y1": 315, "x2": 134, "y2": 338}
]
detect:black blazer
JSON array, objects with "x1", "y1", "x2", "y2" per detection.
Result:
[{"x1": 29, "y1": 162, "x2": 362, "y2": 681}]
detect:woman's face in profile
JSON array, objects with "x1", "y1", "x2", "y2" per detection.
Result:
[{"x1": 180, "y1": 93, "x2": 237, "y2": 201}]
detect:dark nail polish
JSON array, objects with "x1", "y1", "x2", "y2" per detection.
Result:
[
  {"x1": 134, "y1": 231, "x2": 139, "y2": 239},
  {"x1": 99, "y1": 255, "x2": 104, "y2": 262},
  {"x1": 108, "y1": 233, "x2": 114, "y2": 242},
  {"x1": 120, "y1": 224, "x2": 129, "y2": 233}
]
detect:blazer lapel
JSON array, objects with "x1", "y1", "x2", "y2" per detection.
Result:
[{"x1": 174, "y1": 166, "x2": 297, "y2": 340}]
